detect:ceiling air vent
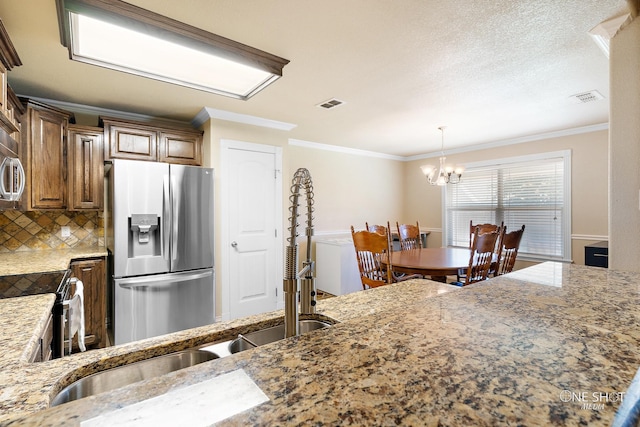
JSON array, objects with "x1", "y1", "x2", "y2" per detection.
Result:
[
  {"x1": 570, "y1": 90, "x2": 604, "y2": 104},
  {"x1": 316, "y1": 98, "x2": 345, "y2": 109}
]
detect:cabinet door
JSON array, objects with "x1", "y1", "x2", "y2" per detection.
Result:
[
  {"x1": 68, "y1": 126, "x2": 104, "y2": 210},
  {"x1": 7, "y1": 87, "x2": 23, "y2": 143},
  {"x1": 70, "y1": 258, "x2": 106, "y2": 349},
  {"x1": 29, "y1": 106, "x2": 68, "y2": 209},
  {"x1": 159, "y1": 130, "x2": 203, "y2": 166},
  {"x1": 107, "y1": 123, "x2": 157, "y2": 161},
  {"x1": 0, "y1": 61, "x2": 7, "y2": 124}
]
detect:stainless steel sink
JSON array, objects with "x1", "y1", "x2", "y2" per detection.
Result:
[
  {"x1": 228, "y1": 319, "x2": 331, "y2": 354},
  {"x1": 50, "y1": 349, "x2": 218, "y2": 406}
]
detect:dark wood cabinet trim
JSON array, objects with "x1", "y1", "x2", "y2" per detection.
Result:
[{"x1": 67, "y1": 124, "x2": 104, "y2": 210}]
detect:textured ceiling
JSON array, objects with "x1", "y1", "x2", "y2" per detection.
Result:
[{"x1": 0, "y1": 0, "x2": 629, "y2": 156}]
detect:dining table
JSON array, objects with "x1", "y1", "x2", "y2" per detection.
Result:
[{"x1": 387, "y1": 247, "x2": 472, "y2": 282}]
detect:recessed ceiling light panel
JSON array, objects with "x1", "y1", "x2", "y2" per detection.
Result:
[{"x1": 56, "y1": 0, "x2": 290, "y2": 100}]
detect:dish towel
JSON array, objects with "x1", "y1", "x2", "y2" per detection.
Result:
[{"x1": 68, "y1": 279, "x2": 86, "y2": 352}]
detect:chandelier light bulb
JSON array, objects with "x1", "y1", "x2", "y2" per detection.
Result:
[
  {"x1": 419, "y1": 126, "x2": 463, "y2": 186},
  {"x1": 420, "y1": 165, "x2": 435, "y2": 176}
]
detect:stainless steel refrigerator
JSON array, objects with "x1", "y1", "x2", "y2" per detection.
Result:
[{"x1": 107, "y1": 159, "x2": 214, "y2": 345}]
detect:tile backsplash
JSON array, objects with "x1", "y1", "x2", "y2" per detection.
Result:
[{"x1": 0, "y1": 210, "x2": 104, "y2": 252}]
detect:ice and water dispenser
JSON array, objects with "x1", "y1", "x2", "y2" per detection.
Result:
[{"x1": 129, "y1": 214, "x2": 161, "y2": 257}]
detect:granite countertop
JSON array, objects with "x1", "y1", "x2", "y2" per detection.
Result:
[
  {"x1": 0, "y1": 294, "x2": 55, "y2": 367},
  {"x1": 0, "y1": 262, "x2": 639, "y2": 426},
  {"x1": 0, "y1": 247, "x2": 108, "y2": 276}
]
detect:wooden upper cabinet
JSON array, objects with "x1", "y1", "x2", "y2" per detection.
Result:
[
  {"x1": 0, "y1": 19, "x2": 22, "y2": 136},
  {"x1": 159, "y1": 129, "x2": 202, "y2": 165},
  {"x1": 102, "y1": 116, "x2": 203, "y2": 166},
  {"x1": 106, "y1": 121, "x2": 157, "y2": 162},
  {"x1": 23, "y1": 100, "x2": 72, "y2": 210},
  {"x1": 7, "y1": 87, "x2": 24, "y2": 143},
  {"x1": 68, "y1": 125, "x2": 104, "y2": 210}
]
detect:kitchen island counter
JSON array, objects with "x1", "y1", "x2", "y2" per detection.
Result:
[
  {"x1": 0, "y1": 262, "x2": 638, "y2": 426},
  {"x1": 0, "y1": 293, "x2": 55, "y2": 367}
]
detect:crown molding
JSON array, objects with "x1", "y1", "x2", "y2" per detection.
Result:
[
  {"x1": 405, "y1": 123, "x2": 609, "y2": 162},
  {"x1": 17, "y1": 98, "x2": 609, "y2": 162},
  {"x1": 193, "y1": 106, "x2": 297, "y2": 131},
  {"x1": 18, "y1": 95, "x2": 192, "y2": 126},
  {"x1": 589, "y1": 13, "x2": 632, "y2": 57},
  {"x1": 289, "y1": 138, "x2": 405, "y2": 161}
]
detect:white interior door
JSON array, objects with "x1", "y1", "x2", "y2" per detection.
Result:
[{"x1": 221, "y1": 140, "x2": 282, "y2": 320}]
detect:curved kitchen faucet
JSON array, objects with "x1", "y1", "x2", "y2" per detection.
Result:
[{"x1": 284, "y1": 168, "x2": 316, "y2": 338}]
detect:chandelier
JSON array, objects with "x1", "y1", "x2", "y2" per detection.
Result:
[{"x1": 420, "y1": 126, "x2": 464, "y2": 185}]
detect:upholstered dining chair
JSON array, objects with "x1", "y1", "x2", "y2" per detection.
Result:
[
  {"x1": 351, "y1": 226, "x2": 420, "y2": 289},
  {"x1": 396, "y1": 221, "x2": 421, "y2": 251},
  {"x1": 494, "y1": 225, "x2": 525, "y2": 276},
  {"x1": 458, "y1": 227, "x2": 500, "y2": 286}
]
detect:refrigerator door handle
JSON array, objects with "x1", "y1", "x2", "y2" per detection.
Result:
[
  {"x1": 171, "y1": 174, "x2": 178, "y2": 262},
  {"x1": 163, "y1": 175, "x2": 171, "y2": 261},
  {"x1": 117, "y1": 270, "x2": 213, "y2": 289}
]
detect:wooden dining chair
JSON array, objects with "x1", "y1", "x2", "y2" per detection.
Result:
[
  {"x1": 494, "y1": 225, "x2": 525, "y2": 276},
  {"x1": 350, "y1": 226, "x2": 420, "y2": 289},
  {"x1": 396, "y1": 221, "x2": 421, "y2": 251},
  {"x1": 488, "y1": 225, "x2": 506, "y2": 277},
  {"x1": 470, "y1": 220, "x2": 504, "y2": 276},
  {"x1": 469, "y1": 220, "x2": 503, "y2": 248},
  {"x1": 365, "y1": 222, "x2": 389, "y2": 237},
  {"x1": 458, "y1": 227, "x2": 500, "y2": 286}
]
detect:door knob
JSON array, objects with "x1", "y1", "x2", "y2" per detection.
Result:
[{"x1": 231, "y1": 241, "x2": 238, "y2": 248}]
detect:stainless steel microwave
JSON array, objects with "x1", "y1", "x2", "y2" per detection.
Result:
[{"x1": 0, "y1": 144, "x2": 25, "y2": 208}]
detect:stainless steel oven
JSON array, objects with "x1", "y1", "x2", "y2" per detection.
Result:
[{"x1": 53, "y1": 270, "x2": 82, "y2": 359}]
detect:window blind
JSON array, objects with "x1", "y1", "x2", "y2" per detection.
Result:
[{"x1": 445, "y1": 152, "x2": 570, "y2": 261}]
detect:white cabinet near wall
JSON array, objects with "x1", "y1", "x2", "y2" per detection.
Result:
[{"x1": 315, "y1": 238, "x2": 362, "y2": 296}]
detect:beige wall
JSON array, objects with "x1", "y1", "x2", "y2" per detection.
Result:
[
  {"x1": 202, "y1": 119, "x2": 405, "y2": 316},
  {"x1": 287, "y1": 145, "x2": 405, "y2": 232},
  {"x1": 403, "y1": 129, "x2": 610, "y2": 263},
  {"x1": 203, "y1": 119, "x2": 405, "y2": 234},
  {"x1": 609, "y1": 16, "x2": 640, "y2": 271}
]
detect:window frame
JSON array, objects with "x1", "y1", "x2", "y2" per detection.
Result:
[{"x1": 441, "y1": 150, "x2": 572, "y2": 263}]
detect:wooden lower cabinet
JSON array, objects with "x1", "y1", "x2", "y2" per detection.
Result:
[{"x1": 70, "y1": 257, "x2": 106, "y2": 350}]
